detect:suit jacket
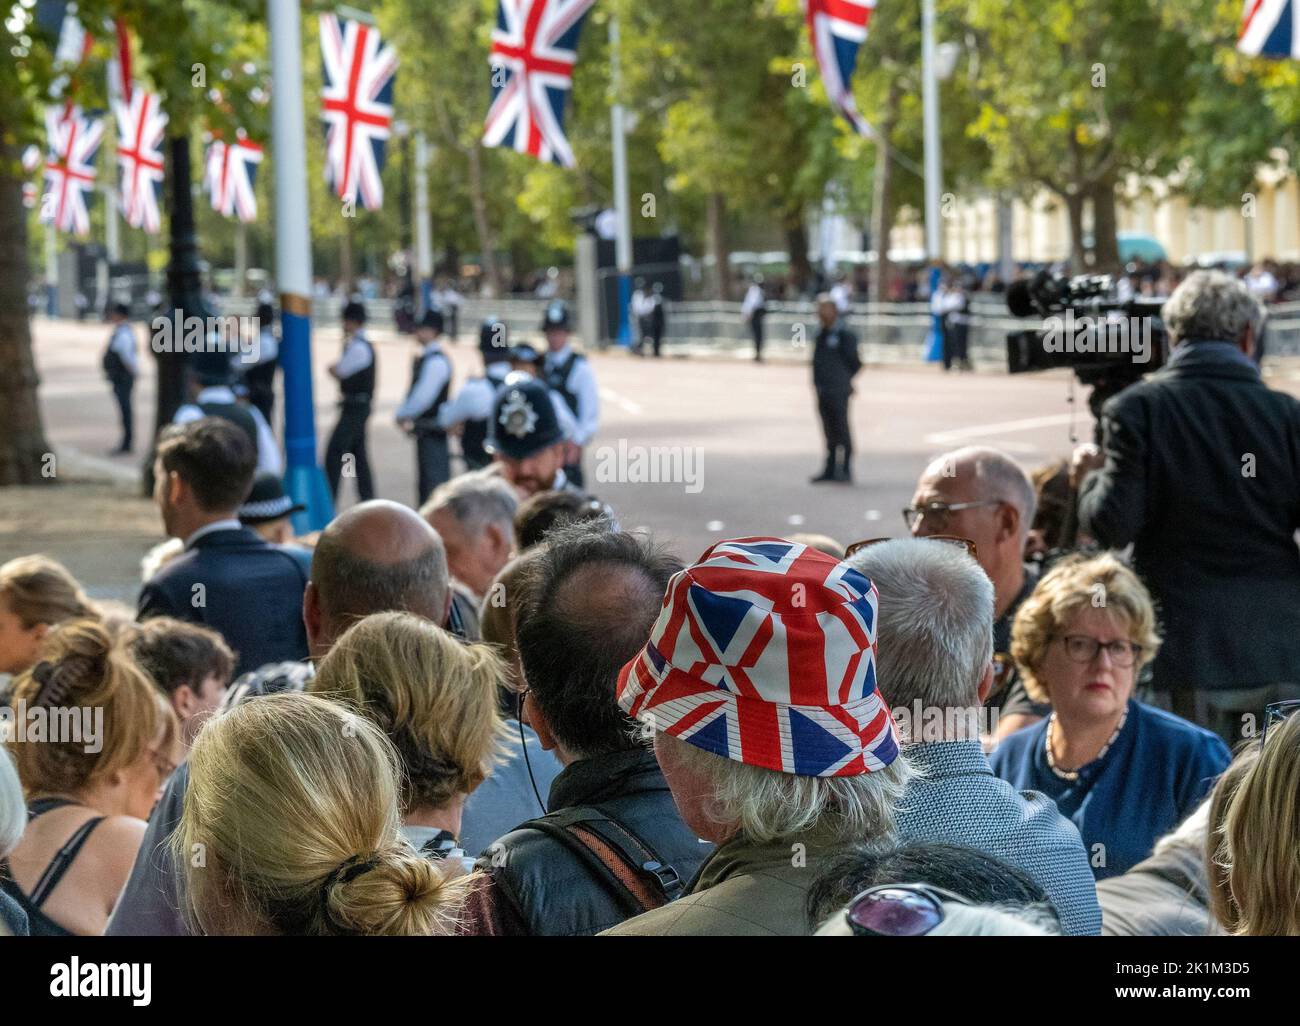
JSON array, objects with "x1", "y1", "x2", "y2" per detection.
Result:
[
  {"x1": 812, "y1": 323, "x2": 861, "y2": 396},
  {"x1": 1078, "y1": 343, "x2": 1300, "y2": 690},
  {"x1": 138, "y1": 527, "x2": 309, "y2": 677},
  {"x1": 895, "y1": 740, "x2": 1101, "y2": 935}
]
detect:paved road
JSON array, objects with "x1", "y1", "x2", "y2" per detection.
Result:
[{"x1": 24, "y1": 314, "x2": 1252, "y2": 560}]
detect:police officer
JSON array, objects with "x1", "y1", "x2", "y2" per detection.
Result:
[
  {"x1": 942, "y1": 278, "x2": 973, "y2": 372},
  {"x1": 810, "y1": 293, "x2": 861, "y2": 485},
  {"x1": 438, "y1": 316, "x2": 514, "y2": 471},
  {"x1": 539, "y1": 300, "x2": 599, "y2": 487},
  {"x1": 242, "y1": 301, "x2": 280, "y2": 423},
  {"x1": 174, "y1": 350, "x2": 283, "y2": 476},
  {"x1": 487, "y1": 376, "x2": 581, "y2": 498},
  {"x1": 646, "y1": 281, "x2": 666, "y2": 358},
  {"x1": 102, "y1": 302, "x2": 137, "y2": 454},
  {"x1": 396, "y1": 307, "x2": 453, "y2": 504},
  {"x1": 325, "y1": 300, "x2": 377, "y2": 503},
  {"x1": 742, "y1": 275, "x2": 767, "y2": 362}
]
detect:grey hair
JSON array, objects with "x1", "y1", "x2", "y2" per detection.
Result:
[
  {"x1": 928, "y1": 902, "x2": 1060, "y2": 937},
  {"x1": 846, "y1": 538, "x2": 994, "y2": 713},
  {"x1": 659, "y1": 731, "x2": 910, "y2": 845},
  {"x1": 1162, "y1": 270, "x2": 1265, "y2": 347},
  {"x1": 930, "y1": 446, "x2": 1036, "y2": 541},
  {"x1": 0, "y1": 747, "x2": 26, "y2": 858},
  {"x1": 420, "y1": 468, "x2": 519, "y2": 543}
]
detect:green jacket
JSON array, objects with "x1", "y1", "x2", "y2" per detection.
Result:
[{"x1": 601, "y1": 826, "x2": 848, "y2": 936}]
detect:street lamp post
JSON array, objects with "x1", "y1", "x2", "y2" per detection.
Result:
[{"x1": 609, "y1": 15, "x2": 633, "y2": 347}]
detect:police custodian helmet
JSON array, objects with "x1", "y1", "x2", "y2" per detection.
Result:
[
  {"x1": 486, "y1": 377, "x2": 563, "y2": 460},
  {"x1": 540, "y1": 299, "x2": 571, "y2": 332}
]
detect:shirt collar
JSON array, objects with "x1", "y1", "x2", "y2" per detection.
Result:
[
  {"x1": 546, "y1": 748, "x2": 665, "y2": 811},
  {"x1": 545, "y1": 343, "x2": 572, "y2": 365},
  {"x1": 184, "y1": 518, "x2": 242, "y2": 549},
  {"x1": 689, "y1": 821, "x2": 850, "y2": 894},
  {"x1": 420, "y1": 340, "x2": 444, "y2": 357},
  {"x1": 195, "y1": 386, "x2": 236, "y2": 404},
  {"x1": 901, "y1": 737, "x2": 992, "y2": 776}
]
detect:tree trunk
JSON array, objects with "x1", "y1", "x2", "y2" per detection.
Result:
[
  {"x1": 869, "y1": 80, "x2": 903, "y2": 303},
  {"x1": 467, "y1": 143, "x2": 502, "y2": 298},
  {"x1": 1064, "y1": 190, "x2": 1087, "y2": 274},
  {"x1": 706, "y1": 191, "x2": 732, "y2": 301},
  {"x1": 0, "y1": 139, "x2": 53, "y2": 486},
  {"x1": 339, "y1": 220, "x2": 354, "y2": 295},
  {"x1": 783, "y1": 208, "x2": 811, "y2": 296},
  {"x1": 1090, "y1": 177, "x2": 1121, "y2": 273},
  {"x1": 158, "y1": 133, "x2": 203, "y2": 434}
]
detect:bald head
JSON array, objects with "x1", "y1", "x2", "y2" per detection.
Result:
[{"x1": 307, "y1": 500, "x2": 450, "y2": 655}]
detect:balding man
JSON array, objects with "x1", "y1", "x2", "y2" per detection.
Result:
[
  {"x1": 907, "y1": 446, "x2": 1048, "y2": 737},
  {"x1": 108, "y1": 500, "x2": 554, "y2": 934}
]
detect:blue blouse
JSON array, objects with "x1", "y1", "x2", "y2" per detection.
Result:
[{"x1": 989, "y1": 700, "x2": 1231, "y2": 880}]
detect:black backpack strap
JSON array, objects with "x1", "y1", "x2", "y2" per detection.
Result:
[{"x1": 517, "y1": 805, "x2": 684, "y2": 917}]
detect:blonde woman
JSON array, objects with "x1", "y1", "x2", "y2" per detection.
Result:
[
  {"x1": 1, "y1": 620, "x2": 179, "y2": 935},
  {"x1": 310, "y1": 612, "x2": 509, "y2": 872},
  {"x1": 1216, "y1": 711, "x2": 1300, "y2": 935},
  {"x1": 0, "y1": 555, "x2": 97, "y2": 677},
  {"x1": 990, "y1": 554, "x2": 1231, "y2": 880},
  {"x1": 176, "y1": 691, "x2": 467, "y2": 935}
]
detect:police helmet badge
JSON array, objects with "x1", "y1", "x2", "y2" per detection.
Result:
[{"x1": 498, "y1": 389, "x2": 538, "y2": 439}]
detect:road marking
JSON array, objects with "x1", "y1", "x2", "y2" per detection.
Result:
[
  {"x1": 600, "y1": 387, "x2": 643, "y2": 415},
  {"x1": 923, "y1": 412, "x2": 1079, "y2": 445}
]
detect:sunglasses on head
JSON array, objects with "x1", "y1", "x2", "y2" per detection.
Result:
[
  {"x1": 843, "y1": 883, "x2": 972, "y2": 937},
  {"x1": 1260, "y1": 700, "x2": 1300, "y2": 748},
  {"x1": 844, "y1": 535, "x2": 978, "y2": 560}
]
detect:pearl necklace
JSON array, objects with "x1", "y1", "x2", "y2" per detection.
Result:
[{"x1": 1045, "y1": 707, "x2": 1128, "y2": 781}]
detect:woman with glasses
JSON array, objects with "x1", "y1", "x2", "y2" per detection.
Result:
[
  {"x1": 989, "y1": 554, "x2": 1231, "y2": 880},
  {"x1": 1, "y1": 620, "x2": 180, "y2": 935}
]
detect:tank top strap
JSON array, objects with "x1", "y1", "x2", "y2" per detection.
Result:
[{"x1": 27, "y1": 814, "x2": 106, "y2": 908}]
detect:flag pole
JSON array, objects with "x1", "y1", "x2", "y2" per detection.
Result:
[
  {"x1": 921, "y1": 0, "x2": 943, "y2": 262},
  {"x1": 414, "y1": 131, "x2": 434, "y2": 315},
  {"x1": 269, "y1": 0, "x2": 333, "y2": 531},
  {"x1": 608, "y1": 14, "x2": 633, "y2": 348}
]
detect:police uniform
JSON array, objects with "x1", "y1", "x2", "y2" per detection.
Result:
[
  {"x1": 438, "y1": 318, "x2": 512, "y2": 470},
  {"x1": 811, "y1": 318, "x2": 861, "y2": 483},
  {"x1": 102, "y1": 311, "x2": 137, "y2": 453},
  {"x1": 539, "y1": 301, "x2": 599, "y2": 487},
  {"x1": 174, "y1": 352, "x2": 283, "y2": 477},
  {"x1": 396, "y1": 308, "x2": 453, "y2": 504},
  {"x1": 325, "y1": 301, "x2": 377, "y2": 502}
]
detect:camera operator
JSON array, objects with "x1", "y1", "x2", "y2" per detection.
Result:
[{"x1": 1074, "y1": 271, "x2": 1300, "y2": 742}]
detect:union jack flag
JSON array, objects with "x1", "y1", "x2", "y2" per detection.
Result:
[
  {"x1": 114, "y1": 86, "x2": 167, "y2": 234},
  {"x1": 41, "y1": 106, "x2": 102, "y2": 237},
  {"x1": 483, "y1": 0, "x2": 596, "y2": 168},
  {"x1": 319, "y1": 13, "x2": 398, "y2": 210},
  {"x1": 618, "y1": 538, "x2": 900, "y2": 778},
  {"x1": 205, "y1": 136, "x2": 263, "y2": 224},
  {"x1": 1239, "y1": 0, "x2": 1300, "y2": 58},
  {"x1": 807, "y1": 0, "x2": 876, "y2": 138}
]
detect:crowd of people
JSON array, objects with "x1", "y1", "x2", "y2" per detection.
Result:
[{"x1": 1, "y1": 269, "x2": 1298, "y2": 938}]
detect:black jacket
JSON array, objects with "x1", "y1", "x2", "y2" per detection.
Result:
[
  {"x1": 1078, "y1": 343, "x2": 1300, "y2": 690},
  {"x1": 468, "y1": 748, "x2": 710, "y2": 936},
  {"x1": 138, "y1": 527, "x2": 310, "y2": 677},
  {"x1": 812, "y1": 323, "x2": 861, "y2": 396}
]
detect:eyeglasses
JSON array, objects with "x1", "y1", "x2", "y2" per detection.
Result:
[
  {"x1": 1052, "y1": 634, "x2": 1143, "y2": 668},
  {"x1": 902, "y1": 500, "x2": 1002, "y2": 531},
  {"x1": 845, "y1": 535, "x2": 978, "y2": 560},
  {"x1": 1260, "y1": 700, "x2": 1300, "y2": 748},
  {"x1": 844, "y1": 883, "x2": 971, "y2": 937}
]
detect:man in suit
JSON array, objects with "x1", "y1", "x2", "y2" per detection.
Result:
[
  {"x1": 139, "y1": 418, "x2": 308, "y2": 677},
  {"x1": 1077, "y1": 270, "x2": 1300, "y2": 742},
  {"x1": 810, "y1": 293, "x2": 861, "y2": 484}
]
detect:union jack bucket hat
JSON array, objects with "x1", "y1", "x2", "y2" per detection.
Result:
[{"x1": 617, "y1": 537, "x2": 899, "y2": 778}]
